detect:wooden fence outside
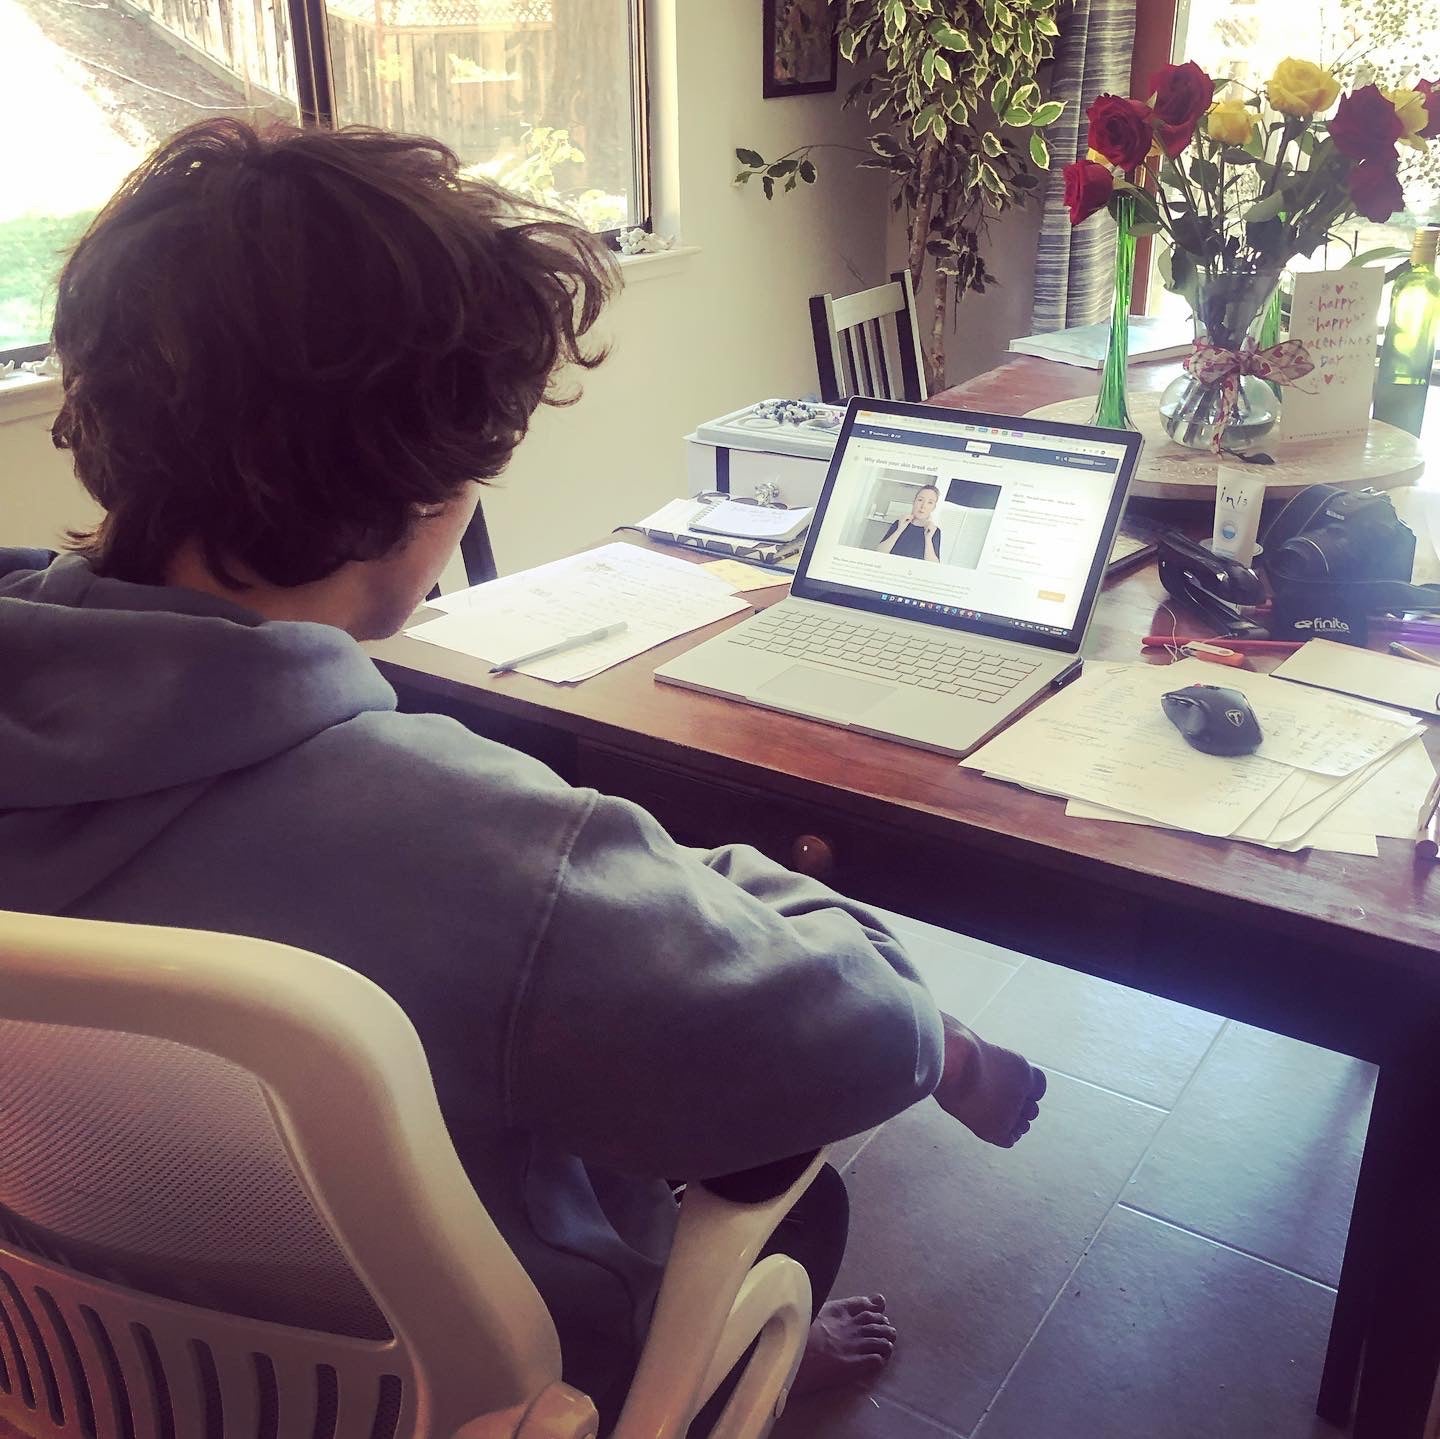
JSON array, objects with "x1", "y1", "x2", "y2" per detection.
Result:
[
  {"x1": 122, "y1": 0, "x2": 555, "y2": 165},
  {"x1": 325, "y1": 10, "x2": 553, "y2": 162},
  {"x1": 120, "y1": 0, "x2": 299, "y2": 111}
]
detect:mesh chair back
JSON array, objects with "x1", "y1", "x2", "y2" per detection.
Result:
[{"x1": 0, "y1": 912, "x2": 582, "y2": 1439}]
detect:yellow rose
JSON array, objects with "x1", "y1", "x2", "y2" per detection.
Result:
[
  {"x1": 1208, "y1": 96, "x2": 1258, "y2": 145},
  {"x1": 1268, "y1": 58, "x2": 1342, "y2": 117},
  {"x1": 1386, "y1": 87, "x2": 1430, "y2": 149}
]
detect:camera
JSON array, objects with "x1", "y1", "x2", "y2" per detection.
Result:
[{"x1": 1265, "y1": 485, "x2": 1416, "y2": 585}]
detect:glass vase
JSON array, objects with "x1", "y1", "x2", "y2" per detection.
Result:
[
  {"x1": 1091, "y1": 193, "x2": 1138, "y2": 431},
  {"x1": 1159, "y1": 263, "x2": 1285, "y2": 453}
]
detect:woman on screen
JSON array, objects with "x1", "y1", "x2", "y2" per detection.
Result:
[{"x1": 876, "y1": 483, "x2": 942, "y2": 563}]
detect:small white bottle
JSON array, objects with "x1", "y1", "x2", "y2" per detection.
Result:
[{"x1": 1212, "y1": 466, "x2": 1265, "y2": 565}]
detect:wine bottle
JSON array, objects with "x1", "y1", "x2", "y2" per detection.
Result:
[{"x1": 1375, "y1": 227, "x2": 1440, "y2": 437}]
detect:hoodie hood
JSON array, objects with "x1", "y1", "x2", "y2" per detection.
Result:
[{"x1": 0, "y1": 550, "x2": 396, "y2": 909}]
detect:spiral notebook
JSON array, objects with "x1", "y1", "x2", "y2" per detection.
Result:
[{"x1": 628, "y1": 497, "x2": 809, "y2": 565}]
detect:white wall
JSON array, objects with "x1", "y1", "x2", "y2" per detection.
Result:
[
  {"x1": 888, "y1": 201, "x2": 1043, "y2": 394},
  {"x1": 0, "y1": 2, "x2": 893, "y2": 574}
]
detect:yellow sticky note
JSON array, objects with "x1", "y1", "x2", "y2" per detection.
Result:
[{"x1": 701, "y1": 559, "x2": 792, "y2": 593}]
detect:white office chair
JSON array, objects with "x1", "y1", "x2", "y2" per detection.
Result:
[
  {"x1": 0, "y1": 911, "x2": 820, "y2": 1439},
  {"x1": 809, "y1": 270, "x2": 928, "y2": 405}
]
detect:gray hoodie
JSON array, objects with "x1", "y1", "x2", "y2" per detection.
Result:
[{"x1": 0, "y1": 548, "x2": 945, "y2": 1397}]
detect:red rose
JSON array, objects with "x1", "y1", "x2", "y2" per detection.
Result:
[
  {"x1": 1063, "y1": 159, "x2": 1115, "y2": 225},
  {"x1": 1330, "y1": 83, "x2": 1405, "y2": 163},
  {"x1": 1417, "y1": 79, "x2": 1440, "y2": 139},
  {"x1": 1347, "y1": 157, "x2": 1405, "y2": 222},
  {"x1": 1150, "y1": 61, "x2": 1215, "y2": 156},
  {"x1": 1086, "y1": 95, "x2": 1155, "y2": 171}
]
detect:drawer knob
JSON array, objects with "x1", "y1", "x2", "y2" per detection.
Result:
[{"x1": 791, "y1": 834, "x2": 836, "y2": 879}]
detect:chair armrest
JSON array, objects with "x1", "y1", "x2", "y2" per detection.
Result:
[{"x1": 608, "y1": 1150, "x2": 827, "y2": 1439}]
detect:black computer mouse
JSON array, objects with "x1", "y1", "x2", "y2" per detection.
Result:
[{"x1": 1160, "y1": 684, "x2": 1264, "y2": 757}]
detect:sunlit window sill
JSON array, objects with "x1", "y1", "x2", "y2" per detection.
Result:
[
  {"x1": 0, "y1": 373, "x2": 60, "y2": 424},
  {"x1": 617, "y1": 244, "x2": 700, "y2": 283}
]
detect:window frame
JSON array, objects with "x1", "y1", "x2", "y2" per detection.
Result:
[{"x1": 0, "y1": 0, "x2": 653, "y2": 366}]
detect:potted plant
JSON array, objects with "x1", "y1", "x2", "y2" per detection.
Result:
[{"x1": 738, "y1": 0, "x2": 1066, "y2": 391}]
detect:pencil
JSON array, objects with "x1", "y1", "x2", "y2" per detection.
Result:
[{"x1": 1390, "y1": 641, "x2": 1440, "y2": 668}]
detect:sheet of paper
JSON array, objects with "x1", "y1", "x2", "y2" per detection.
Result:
[
  {"x1": 964, "y1": 664, "x2": 1291, "y2": 837},
  {"x1": 1061, "y1": 799, "x2": 1380, "y2": 856},
  {"x1": 407, "y1": 543, "x2": 748, "y2": 682},
  {"x1": 1298, "y1": 735, "x2": 1436, "y2": 841},
  {"x1": 1280, "y1": 266, "x2": 1386, "y2": 442},
  {"x1": 1273, "y1": 639, "x2": 1440, "y2": 719},
  {"x1": 700, "y1": 558, "x2": 792, "y2": 592}
]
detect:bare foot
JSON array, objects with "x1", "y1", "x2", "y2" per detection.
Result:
[
  {"x1": 934, "y1": 1018, "x2": 1048, "y2": 1148},
  {"x1": 791, "y1": 1294, "x2": 896, "y2": 1396}
]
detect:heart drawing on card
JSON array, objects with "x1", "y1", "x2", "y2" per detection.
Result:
[
  {"x1": 1324, "y1": 373, "x2": 1335, "y2": 384},
  {"x1": 1336, "y1": 283, "x2": 1346, "y2": 294}
]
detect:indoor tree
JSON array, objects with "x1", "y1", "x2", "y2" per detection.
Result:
[{"x1": 738, "y1": 0, "x2": 1066, "y2": 389}]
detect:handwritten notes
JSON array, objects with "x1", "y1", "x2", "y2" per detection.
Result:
[
  {"x1": 1280, "y1": 267, "x2": 1385, "y2": 442},
  {"x1": 962, "y1": 659, "x2": 1425, "y2": 842}
]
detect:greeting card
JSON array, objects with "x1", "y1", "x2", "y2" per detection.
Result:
[{"x1": 1279, "y1": 267, "x2": 1385, "y2": 443}]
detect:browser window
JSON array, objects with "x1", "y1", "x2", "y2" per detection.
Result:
[{"x1": 801, "y1": 410, "x2": 1130, "y2": 639}]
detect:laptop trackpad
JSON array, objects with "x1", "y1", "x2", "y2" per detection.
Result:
[{"x1": 755, "y1": 664, "x2": 893, "y2": 719}]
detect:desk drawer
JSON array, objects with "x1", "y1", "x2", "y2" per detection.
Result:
[{"x1": 577, "y1": 742, "x2": 909, "y2": 888}]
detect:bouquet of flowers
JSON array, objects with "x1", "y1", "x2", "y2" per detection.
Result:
[{"x1": 1060, "y1": 59, "x2": 1440, "y2": 448}]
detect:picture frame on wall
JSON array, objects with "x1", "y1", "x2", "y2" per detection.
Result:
[{"x1": 762, "y1": 0, "x2": 838, "y2": 98}]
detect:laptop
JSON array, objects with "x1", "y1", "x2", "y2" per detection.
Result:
[{"x1": 655, "y1": 397, "x2": 1143, "y2": 757}]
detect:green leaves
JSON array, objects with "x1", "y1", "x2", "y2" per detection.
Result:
[
  {"x1": 929, "y1": 19, "x2": 972, "y2": 50},
  {"x1": 1243, "y1": 191, "x2": 1288, "y2": 223},
  {"x1": 737, "y1": 0, "x2": 1067, "y2": 323}
]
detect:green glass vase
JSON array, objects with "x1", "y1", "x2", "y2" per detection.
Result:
[{"x1": 1091, "y1": 193, "x2": 1138, "y2": 431}]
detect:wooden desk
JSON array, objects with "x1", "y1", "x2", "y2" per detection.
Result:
[{"x1": 370, "y1": 362, "x2": 1440, "y2": 1438}]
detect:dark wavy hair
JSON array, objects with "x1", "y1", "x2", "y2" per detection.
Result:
[{"x1": 52, "y1": 119, "x2": 618, "y2": 587}]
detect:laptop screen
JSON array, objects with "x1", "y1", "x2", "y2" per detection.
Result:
[{"x1": 792, "y1": 400, "x2": 1139, "y2": 654}]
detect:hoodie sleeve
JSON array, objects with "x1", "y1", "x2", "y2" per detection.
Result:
[{"x1": 504, "y1": 789, "x2": 945, "y2": 1180}]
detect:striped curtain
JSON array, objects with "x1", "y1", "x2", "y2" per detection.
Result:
[{"x1": 1031, "y1": 0, "x2": 1138, "y2": 333}]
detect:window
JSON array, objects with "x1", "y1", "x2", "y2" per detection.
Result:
[
  {"x1": 0, "y1": 0, "x2": 648, "y2": 363},
  {"x1": 327, "y1": 0, "x2": 648, "y2": 234}
]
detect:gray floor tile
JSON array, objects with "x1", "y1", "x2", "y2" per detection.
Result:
[
  {"x1": 774, "y1": 1390, "x2": 964, "y2": 1439},
  {"x1": 970, "y1": 959, "x2": 1225, "y2": 1109},
  {"x1": 1124, "y1": 1023, "x2": 1375, "y2": 1285},
  {"x1": 974, "y1": 1207, "x2": 1344, "y2": 1439},
  {"x1": 830, "y1": 1126, "x2": 882, "y2": 1171},
  {"x1": 888, "y1": 921, "x2": 1023, "y2": 1024},
  {"x1": 829, "y1": 1072, "x2": 1164, "y2": 1435}
]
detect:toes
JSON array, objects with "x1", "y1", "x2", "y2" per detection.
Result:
[
  {"x1": 859, "y1": 1321, "x2": 896, "y2": 1338},
  {"x1": 855, "y1": 1336, "x2": 894, "y2": 1357},
  {"x1": 1030, "y1": 1067, "x2": 1048, "y2": 1101},
  {"x1": 838, "y1": 1293, "x2": 886, "y2": 1315}
]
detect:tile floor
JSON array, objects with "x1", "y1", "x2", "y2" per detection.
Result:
[{"x1": 773, "y1": 909, "x2": 1377, "y2": 1439}]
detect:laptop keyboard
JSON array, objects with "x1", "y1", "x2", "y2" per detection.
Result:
[{"x1": 728, "y1": 611, "x2": 1042, "y2": 702}]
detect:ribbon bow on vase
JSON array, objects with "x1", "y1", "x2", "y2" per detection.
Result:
[{"x1": 1182, "y1": 338, "x2": 1316, "y2": 454}]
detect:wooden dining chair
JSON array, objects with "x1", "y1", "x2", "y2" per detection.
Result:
[{"x1": 809, "y1": 270, "x2": 928, "y2": 405}]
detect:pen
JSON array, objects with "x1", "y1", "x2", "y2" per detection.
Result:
[
  {"x1": 1140, "y1": 635, "x2": 1302, "y2": 652},
  {"x1": 1416, "y1": 773, "x2": 1440, "y2": 861},
  {"x1": 490, "y1": 621, "x2": 628, "y2": 674},
  {"x1": 1389, "y1": 641, "x2": 1440, "y2": 668}
]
